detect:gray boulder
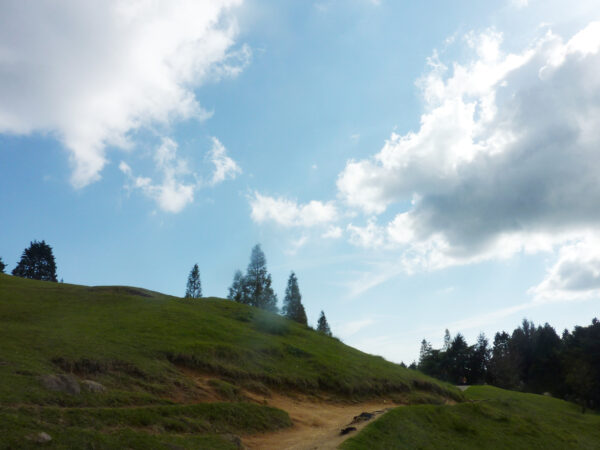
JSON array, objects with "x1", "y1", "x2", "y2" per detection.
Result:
[
  {"x1": 81, "y1": 380, "x2": 106, "y2": 393},
  {"x1": 26, "y1": 432, "x2": 52, "y2": 443},
  {"x1": 40, "y1": 374, "x2": 80, "y2": 395}
]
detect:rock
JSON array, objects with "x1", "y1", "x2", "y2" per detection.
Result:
[
  {"x1": 351, "y1": 412, "x2": 374, "y2": 424},
  {"x1": 26, "y1": 432, "x2": 52, "y2": 443},
  {"x1": 40, "y1": 374, "x2": 80, "y2": 395},
  {"x1": 222, "y1": 434, "x2": 245, "y2": 449},
  {"x1": 81, "y1": 380, "x2": 106, "y2": 393},
  {"x1": 340, "y1": 427, "x2": 357, "y2": 435}
]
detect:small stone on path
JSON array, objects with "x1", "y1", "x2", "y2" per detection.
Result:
[
  {"x1": 340, "y1": 426, "x2": 357, "y2": 435},
  {"x1": 26, "y1": 432, "x2": 52, "y2": 443}
]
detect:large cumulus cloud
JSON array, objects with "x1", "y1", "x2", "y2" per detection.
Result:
[
  {"x1": 0, "y1": 0, "x2": 246, "y2": 188},
  {"x1": 338, "y1": 23, "x2": 600, "y2": 287}
]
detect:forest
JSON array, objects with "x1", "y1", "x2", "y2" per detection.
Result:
[{"x1": 417, "y1": 318, "x2": 600, "y2": 411}]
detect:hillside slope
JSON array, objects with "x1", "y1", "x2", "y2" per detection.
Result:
[
  {"x1": 342, "y1": 385, "x2": 600, "y2": 449},
  {"x1": 0, "y1": 274, "x2": 459, "y2": 448}
]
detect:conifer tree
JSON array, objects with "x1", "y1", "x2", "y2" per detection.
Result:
[
  {"x1": 244, "y1": 244, "x2": 278, "y2": 312},
  {"x1": 317, "y1": 310, "x2": 332, "y2": 336},
  {"x1": 12, "y1": 240, "x2": 57, "y2": 282},
  {"x1": 0, "y1": 257, "x2": 5, "y2": 274},
  {"x1": 443, "y1": 329, "x2": 452, "y2": 351},
  {"x1": 185, "y1": 264, "x2": 202, "y2": 298},
  {"x1": 419, "y1": 339, "x2": 432, "y2": 366},
  {"x1": 282, "y1": 272, "x2": 307, "y2": 325},
  {"x1": 228, "y1": 270, "x2": 247, "y2": 304}
]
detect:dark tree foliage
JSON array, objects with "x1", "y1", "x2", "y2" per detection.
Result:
[
  {"x1": 185, "y1": 264, "x2": 202, "y2": 298},
  {"x1": 229, "y1": 245, "x2": 278, "y2": 312},
  {"x1": 0, "y1": 257, "x2": 6, "y2": 274},
  {"x1": 12, "y1": 240, "x2": 57, "y2": 282},
  {"x1": 418, "y1": 317, "x2": 600, "y2": 411},
  {"x1": 468, "y1": 333, "x2": 490, "y2": 385},
  {"x1": 282, "y1": 272, "x2": 307, "y2": 325},
  {"x1": 245, "y1": 244, "x2": 278, "y2": 312},
  {"x1": 317, "y1": 310, "x2": 332, "y2": 336},
  {"x1": 227, "y1": 270, "x2": 247, "y2": 304}
]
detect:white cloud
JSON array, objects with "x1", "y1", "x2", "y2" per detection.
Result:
[
  {"x1": 121, "y1": 138, "x2": 195, "y2": 213},
  {"x1": 529, "y1": 236, "x2": 600, "y2": 302},
  {"x1": 0, "y1": 0, "x2": 247, "y2": 188},
  {"x1": 347, "y1": 219, "x2": 385, "y2": 248},
  {"x1": 336, "y1": 22, "x2": 600, "y2": 284},
  {"x1": 208, "y1": 137, "x2": 241, "y2": 185},
  {"x1": 322, "y1": 226, "x2": 343, "y2": 239},
  {"x1": 337, "y1": 318, "x2": 375, "y2": 338},
  {"x1": 510, "y1": 0, "x2": 529, "y2": 9},
  {"x1": 250, "y1": 192, "x2": 338, "y2": 227},
  {"x1": 285, "y1": 235, "x2": 309, "y2": 256}
]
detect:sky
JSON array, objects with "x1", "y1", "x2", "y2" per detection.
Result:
[{"x1": 2, "y1": 0, "x2": 600, "y2": 364}]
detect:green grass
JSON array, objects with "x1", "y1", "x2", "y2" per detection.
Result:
[
  {"x1": 342, "y1": 385, "x2": 600, "y2": 449},
  {"x1": 0, "y1": 274, "x2": 458, "y2": 448}
]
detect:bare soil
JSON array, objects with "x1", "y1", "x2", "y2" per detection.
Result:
[
  {"x1": 183, "y1": 369, "x2": 398, "y2": 449},
  {"x1": 242, "y1": 392, "x2": 394, "y2": 450}
]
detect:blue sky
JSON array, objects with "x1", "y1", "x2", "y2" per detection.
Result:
[{"x1": 2, "y1": 0, "x2": 600, "y2": 363}]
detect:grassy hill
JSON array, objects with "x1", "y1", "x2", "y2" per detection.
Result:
[
  {"x1": 342, "y1": 385, "x2": 600, "y2": 449},
  {"x1": 0, "y1": 274, "x2": 459, "y2": 448}
]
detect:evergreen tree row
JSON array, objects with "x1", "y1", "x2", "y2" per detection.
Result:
[
  {"x1": 228, "y1": 244, "x2": 332, "y2": 334},
  {"x1": 417, "y1": 318, "x2": 600, "y2": 412}
]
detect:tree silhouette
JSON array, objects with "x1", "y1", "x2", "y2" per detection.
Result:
[
  {"x1": 244, "y1": 244, "x2": 278, "y2": 312},
  {"x1": 228, "y1": 270, "x2": 247, "y2": 304},
  {"x1": 0, "y1": 257, "x2": 5, "y2": 274},
  {"x1": 12, "y1": 240, "x2": 57, "y2": 282},
  {"x1": 185, "y1": 264, "x2": 202, "y2": 298},
  {"x1": 317, "y1": 310, "x2": 332, "y2": 336},
  {"x1": 282, "y1": 272, "x2": 307, "y2": 325}
]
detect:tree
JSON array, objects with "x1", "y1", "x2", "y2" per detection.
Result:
[
  {"x1": 317, "y1": 310, "x2": 332, "y2": 336},
  {"x1": 244, "y1": 244, "x2": 278, "y2": 312},
  {"x1": 0, "y1": 257, "x2": 5, "y2": 274},
  {"x1": 228, "y1": 270, "x2": 247, "y2": 303},
  {"x1": 282, "y1": 272, "x2": 307, "y2": 325},
  {"x1": 443, "y1": 329, "x2": 452, "y2": 351},
  {"x1": 469, "y1": 333, "x2": 490, "y2": 384},
  {"x1": 418, "y1": 339, "x2": 432, "y2": 366},
  {"x1": 12, "y1": 240, "x2": 57, "y2": 282},
  {"x1": 185, "y1": 264, "x2": 202, "y2": 298}
]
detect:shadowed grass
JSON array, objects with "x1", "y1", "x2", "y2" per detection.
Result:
[
  {"x1": 0, "y1": 274, "x2": 459, "y2": 405},
  {"x1": 342, "y1": 385, "x2": 600, "y2": 449}
]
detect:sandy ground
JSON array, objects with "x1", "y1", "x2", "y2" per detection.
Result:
[
  {"x1": 242, "y1": 392, "x2": 395, "y2": 450},
  {"x1": 182, "y1": 369, "x2": 397, "y2": 449}
]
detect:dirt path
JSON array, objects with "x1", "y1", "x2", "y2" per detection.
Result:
[{"x1": 243, "y1": 393, "x2": 395, "y2": 450}]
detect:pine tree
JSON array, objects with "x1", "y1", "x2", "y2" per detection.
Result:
[
  {"x1": 317, "y1": 310, "x2": 332, "y2": 336},
  {"x1": 12, "y1": 240, "x2": 57, "y2": 282},
  {"x1": 244, "y1": 244, "x2": 278, "y2": 312},
  {"x1": 419, "y1": 339, "x2": 432, "y2": 366},
  {"x1": 443, "y1": 329, "x2": 452, "y2": 351},
  {"x1": 185, "y1": 264, "x2": 202, "y2": 298},
  {"x1": 228, "y1": 270, "x2": 247, "y2": 303},
  {"x1": 0, "y1": 257, "x2": 5, "y2": 274},
  {"x1": 282, "y1": 272, "x2": 307, "y2": 325}
]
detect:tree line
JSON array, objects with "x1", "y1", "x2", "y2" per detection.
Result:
[
  {"x1": 417, "y1": 318, "x2": 600, "y2": 411},
  {"x1": 175, "y1": 244, "x2": 333, "y2": 335},
  {"x1": 3, "y1": 241, "x2": 333, "y2": 336}
]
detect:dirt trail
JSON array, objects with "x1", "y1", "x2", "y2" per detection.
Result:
[
  {"x1": 181, "y1": 369, "x2": 396, "y2": 449},
  {"x1": 243, "y1": 393, "x2": 394, "y2": 450}
]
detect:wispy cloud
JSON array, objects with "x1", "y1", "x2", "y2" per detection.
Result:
[
  {"x1": 120, "y1": 138, "x2": 195, "y2": 213},
  {"x1": 208, "y1": 137, "x2": 242, "y2": 186}
]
